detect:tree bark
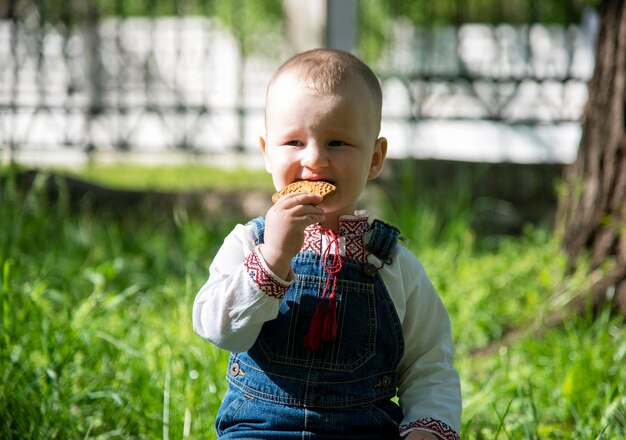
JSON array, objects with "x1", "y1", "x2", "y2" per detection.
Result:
[{"x1": 556, "y1": 0, "x2": 626, "y2": 315}]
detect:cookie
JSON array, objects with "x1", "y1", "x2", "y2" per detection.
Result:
[{"x1": 272, "y1": 180, "x2": 336, "y2": 204}]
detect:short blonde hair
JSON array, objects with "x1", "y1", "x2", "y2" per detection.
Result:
[{"x1": 266, "y1": 49, "x2": 382, "y2": 125}]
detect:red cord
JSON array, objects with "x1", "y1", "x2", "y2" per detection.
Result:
[{"x1": 304, "y1": 228, "x2": 344, "y2": 351}]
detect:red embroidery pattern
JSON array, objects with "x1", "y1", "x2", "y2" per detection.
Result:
[
  {"x1": 243, "y1": 248, "x2": 289, "y2": 299},
  {"x1": 301, "y1": 217, "x2": 369, "y2": 263},
  {"x1": 340, "y1": 216, "x2": 369, "y2": 263},
  {"x1": 339, "y1": 216, "x2": 369, "y2": 236},
  {"x1": 301, "y1": 226, "x2": 322, "y2": 254},
  {"x1": 344, "y1": 235, "x2": 368, "y2": 263},
  {"x1": 400, "y1": 418, "x2": 459, "y2": 440}
]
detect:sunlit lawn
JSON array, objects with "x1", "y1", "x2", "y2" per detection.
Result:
[
  {"x1": 0, "y1": 165, "x2": 624, "y2": 438},
  {"x1": 53, "y1": 163, "x2": 274, "y2": 192}
]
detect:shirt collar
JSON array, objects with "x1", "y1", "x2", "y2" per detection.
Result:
[{"x1": 301, "y1": 211, "x2": 370, "y2": 262}]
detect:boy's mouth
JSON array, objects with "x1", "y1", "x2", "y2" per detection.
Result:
[{"x1": 297, "y1": 178, "x2": 335, "y2": 185}]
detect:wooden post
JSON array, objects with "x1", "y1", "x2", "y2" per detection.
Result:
[
  {"x1": 326, "y1": 0, "x2": 356, "y2": 52},
  {"x1": 283, "y1": 0, "x2": 326, "y2": 53}
]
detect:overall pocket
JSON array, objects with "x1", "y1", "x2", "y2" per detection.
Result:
[
  {"x1": 257, "y1": 274, "x2": 377, "y2": 372},
  {"x1": 215, "y1": 392, "x2": 254, "y2": 436}
]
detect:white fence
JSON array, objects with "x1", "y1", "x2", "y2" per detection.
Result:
[{"x1": 0, "y1": 9, "x2": 599, "y2": 166}]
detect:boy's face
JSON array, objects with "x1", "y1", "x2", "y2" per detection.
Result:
[{"x1": 260, "y1": 72, "x2": 387, "y2": 227}]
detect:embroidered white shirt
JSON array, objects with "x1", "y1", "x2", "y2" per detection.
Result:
[{"x1": 193, "y1": 212, "x2": 462, "y2": 439}]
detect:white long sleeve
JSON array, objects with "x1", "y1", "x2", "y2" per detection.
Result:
[
  {"x1": 192, "y1": 223, "x2": 294, "y2": 352},
  {"x1": 390, "y1": 246, "x2": 462, "y2": 437}
]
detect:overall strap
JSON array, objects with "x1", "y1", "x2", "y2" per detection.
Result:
[
  {"x1": 247, "y1": 216, "x2": 266, "y2": 245},
  {"x1": 367, "y1": 220, "x2": 400, "y2": 263}
]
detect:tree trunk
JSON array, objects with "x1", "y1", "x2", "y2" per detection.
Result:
[{"x1": 556, "y1": 0, "x2": 626, "y2": 315}]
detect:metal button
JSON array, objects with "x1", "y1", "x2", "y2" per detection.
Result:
[
  {"x1": 364, "y1": 263, "x2": 378, "y2": 276},
  {"x1": 229, "y1": 363, "x2": 240, "y2": 376},
  {"x1": 381, "y1": 375, "x2": 392, "y2": 387}
]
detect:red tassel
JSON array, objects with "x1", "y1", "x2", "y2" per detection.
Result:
[
  {"x1": 322, "y1": 297, "x2": 337, "y2": 342},
  {"x1": 304, "y1": 302, "x2": 325, "y2": 351},
  {"x1": 303, "y1": 228, "x2": 344, "y2": 351}
]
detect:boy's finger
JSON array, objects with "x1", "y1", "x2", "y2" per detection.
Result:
[
  {"x1": 275, "y1": 192, "x2": 323, "y2": 208},
  {"x1": 294, "y1": 211, "x2": 326, "y2": 223}
]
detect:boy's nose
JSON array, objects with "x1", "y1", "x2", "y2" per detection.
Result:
[{"x1": 300, "y1": 143, "x2": 328, "y2": 168}]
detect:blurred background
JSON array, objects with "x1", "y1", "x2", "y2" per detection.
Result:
[
  {"x1": 3, "y1": 1, "x2": 625, "y2": 439},
  {"x1": 1, "y1": 0, "x2": 598, "y2": 166},
  {"x1": 1, "y1": 0, "x2": 604, "y2": 233}
]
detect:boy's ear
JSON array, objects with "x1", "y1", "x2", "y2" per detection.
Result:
[
  {"x1": 259, "y1": 135, "x2": 272, "y2": 173},
  {"x1": 368, "y1": 137, "x2": 387, "y2": 180}
]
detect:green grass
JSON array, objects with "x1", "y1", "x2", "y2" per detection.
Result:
[
  {"x1": 0, "y1": 167, "x2": 624, "y2": 438},
  {"x1": 30, "y1": 164, "x2": 275, "y2": 192},
  {"x1": 459, "y1": 308, "x2": 626, "y2": 439}
]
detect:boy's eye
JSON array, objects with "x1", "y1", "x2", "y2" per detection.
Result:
[
  {"x1": 328, "y1": 140, "x2": 347, "y2": 147},
  {"x1": 285, "y1": 140, "x2": 303, "y2": 146}
]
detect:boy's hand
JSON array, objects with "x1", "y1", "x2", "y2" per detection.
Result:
[
  {"x1": 260, "y1": 192, "x2": 325, "y2": 279},
  {"x1": 405, "y1": 431, "x2": 439, "y2": 440}
]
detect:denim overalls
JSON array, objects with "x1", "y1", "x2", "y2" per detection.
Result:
[{"x1": 216, "y1": 217, "x2": 405, "y2": 439}]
